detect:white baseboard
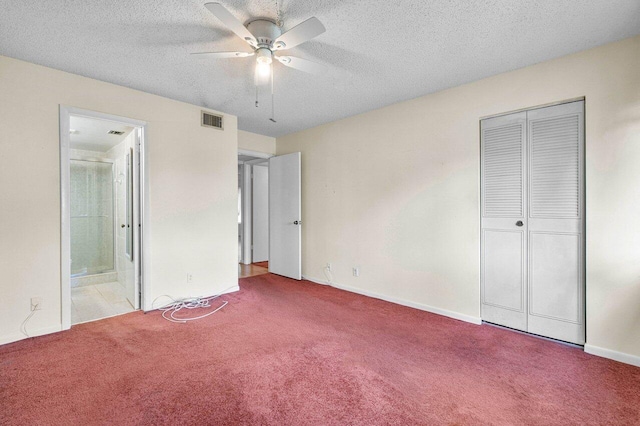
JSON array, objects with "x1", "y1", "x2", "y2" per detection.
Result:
[
  {"x1": 0, "y1": 325, "x2": 63, "y2": 346},
  {"x1": 221, "y1": 285, "x2": 240, "y2": 294},
  {"x1": 303, "y1": 276, "x2": 640, "y2": 368},
  {"x1": 6, "y1": 281, "x2": 638, "y2": 369},
  {"x1": 303, "y1": 275, "x2": 482, "y2": 325},
  {"x1": 584, "y1": 344, "x2": 640, "y2": 367},
  {"x1": 3, "y1": 285, "x2": 242, "y2": 345}
]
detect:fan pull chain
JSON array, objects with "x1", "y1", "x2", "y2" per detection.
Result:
[
  {"x1": 255, "y1": 85, "x2": 259, "y2": 108},
  {"x1": 269, "y1": 63, "x2": 277, "y2": 122}
]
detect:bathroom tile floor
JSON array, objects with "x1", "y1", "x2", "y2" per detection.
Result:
[{"x1": 71, "y1": 282, "x2": 135, "y2": 324}]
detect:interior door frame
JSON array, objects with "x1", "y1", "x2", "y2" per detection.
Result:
[
  {"x1": 478, "y1": 96, "x2": 586, "y2": 341},
  {"x1": 59, "y1": 106, "x2": 149, "y2": 329},
  {"x1": 238, "y1": 149, "x2": 273, "y2": 265}
]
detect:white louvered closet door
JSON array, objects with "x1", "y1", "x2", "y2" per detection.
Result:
[
  {"x1": 527, "y1": 101, "x2": 584, "y2": 344},
  {"x1": 480, "y1": 101, "x2": 585, "y2": 345},
  {"x1": 481, "y1": 112, "x2": 528, "y2": 332}
]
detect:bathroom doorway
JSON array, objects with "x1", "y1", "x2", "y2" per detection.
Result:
[{"x1": 60, "y1": 107, "x2": 147, "y2": 327}]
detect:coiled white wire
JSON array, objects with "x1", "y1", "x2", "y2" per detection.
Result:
[{"x1": 152, "y1": 289, "x2": 232, "y2": 323}]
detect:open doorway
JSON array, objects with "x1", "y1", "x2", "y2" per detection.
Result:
[
  {"x1": 238, "y1": 150, "x2": 272, "y2": 278},
  {"x1": 238, "y1": 150, "x2": 302, "y2": 280},
  {"x1": 60, "y1": 107, "x2": 146, "y2": 327}
]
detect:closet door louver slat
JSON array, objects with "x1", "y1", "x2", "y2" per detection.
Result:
[
  {"x1": 482, "y1": 124, "x2": 524, "y2": 218},
  {"x1": 530, "y1": 115, "x2": 580, "y2": 218}
]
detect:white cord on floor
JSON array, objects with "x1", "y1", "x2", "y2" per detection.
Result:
[
  {"x1": 20, "y1": 310, "x2": 37, "y2": 337},
  {"x1": 151, "y1": 287, "x2": 234, "y2": 323},
  {"x1": 160, "y1": 297, "x2": 228, "y2": 324}
]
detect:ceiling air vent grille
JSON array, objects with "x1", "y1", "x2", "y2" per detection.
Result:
[
  {"x1": 201, "y1": 111, "x2": 224, "y2": 130},
  {"x1": 108, "y1": 130, "x2": 125, "y2": 135}
]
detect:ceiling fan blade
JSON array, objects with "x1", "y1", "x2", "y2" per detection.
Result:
[
  {"x1": 191, "y1": 51, "x2": 254, "y2": 58},
  {"x1": 273, "y1": 17, "x2": 325, "y2": 50},
  {"x1": 276, "y1": 56, "x2": 326, "y2": 74},
  {"x1": 204, "y1": 2, "x2": 257, "y2": 47}
]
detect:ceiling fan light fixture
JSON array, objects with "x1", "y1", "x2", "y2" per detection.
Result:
[
  {"x1": 255, "y1": 48, "x2": 273, "y2": 79},
  {"x1": 199, "y1": 3, "x2": 327, "y2": 114},
  {"x1": 256, "y1": 47, "x2": 273, "y2": 65},
  {"x1": 256, "y1": 61, "x2": 271, "y2": 79}
]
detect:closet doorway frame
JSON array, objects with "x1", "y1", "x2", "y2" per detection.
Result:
[
  {"x1": 59, "y1": 106, "x2": 150, "y2": 329},
  {"x1": 478, "y1": 96, "x2": 586, "y2": 343}
]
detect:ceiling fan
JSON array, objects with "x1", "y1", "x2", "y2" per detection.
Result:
[{"x1": 193, "y1": 2, "x2": 327, "y2": 121}]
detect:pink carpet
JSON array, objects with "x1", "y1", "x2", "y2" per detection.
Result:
[{"x1": 1, "y1": 274, "x2": 639, "y2": 425}]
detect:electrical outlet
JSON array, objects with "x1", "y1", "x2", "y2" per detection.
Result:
[
  {"x1": 352, "y1": 267, "x2": 359, "y2": 277},
  {"x1": 30, "y1": 297, "x2": 42, "y2": 311},
  {"x1": 187, "y1": 273, "x2": 193, "y2": 284},
  {"x1": 326, "y1": 263, "x2": 331, "y2": 272}
]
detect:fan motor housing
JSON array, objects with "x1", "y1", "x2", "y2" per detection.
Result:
[{"x1": 247, "y1": 19, "x2": 281, "y2": 47}]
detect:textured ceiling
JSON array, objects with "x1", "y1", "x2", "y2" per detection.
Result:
[
  {"x1": 1, "y1": 1, "x2": 638, "y2": 137},
  {"x1": 70, "y1": 116, "x2": 133, "y2": 152}
]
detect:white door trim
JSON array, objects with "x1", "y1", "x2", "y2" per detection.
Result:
[
  {"x1": 479, "y1": 96, "x2": 586, "y2": 121},
  {"x1": 241, "y1": 163, "x2": 252, "y2": 265},
  {"x1": 238, "y1": 149, "x2": 273, "y2": 159},
  {"x1": 59, "y1": 106, "x2": 150, "y2": 329},
  {"x1": 478, "y1": 100, "x2": 586, "y2": 345}
]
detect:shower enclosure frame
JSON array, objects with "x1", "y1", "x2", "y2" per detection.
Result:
[
  {"x1": 69, "y1": 157, "x2": 117, "y2": 279},
  {"x1": 60, "y1": 106, "x2": 149, "y2": 330}
]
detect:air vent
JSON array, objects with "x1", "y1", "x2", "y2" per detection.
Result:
[
  {"x1": 108, "y1": 130, "x2": 125, "y2": 135},
  {"x1": 201, "y1": 111, "x2": 224, "y2": 130}
]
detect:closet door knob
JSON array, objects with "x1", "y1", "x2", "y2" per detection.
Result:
[
  {"x1": 516, "y1": 221, "x2": 524, "y2": 227},
  {"x1": 121, "y1": 224, "x2": 126, "y2": 228}
]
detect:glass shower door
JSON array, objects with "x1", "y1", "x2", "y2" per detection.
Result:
[{"x1": 70, "y1": 160, "x2": 115, "y2": 276}]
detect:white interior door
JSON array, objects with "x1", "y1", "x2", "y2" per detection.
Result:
[
  {"x1": 124, "y1": 147, "x2": 136, "y2": 308},
  {"x1": 252, "y1": 163, "x2": 269, "y2": 262},
  {"x1": 269, "y1": 152, "x2": 301, "y2": 280},
  {"x1": 131, "y1": 129, "x2": 141, "y2": 309},
  {"x1": 527, "y1": 101, "x2": 584, "y2": 344},
  {"x1": 124, "y1": 130, "x2": 141, "y2": 309},
  {"x1": 125, "y1": 130, "x2": 142, "y2": 310},
  {"x1": 481, "y1": 112, "x2": 528, "y2": 331},
  {"x1": 238, "y1": 164, "x2": 243, "y2": 263}
]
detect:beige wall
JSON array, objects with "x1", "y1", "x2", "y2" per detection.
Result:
[
  {"x1": 0, "y1": 55, "x2": 238, "y2": 344},
  {"x1": 277, "y1": 36, "x2": 640, "y2": 363},
  {"x1": 238, "y1": 130, "x2": 276, "y2": 155}
]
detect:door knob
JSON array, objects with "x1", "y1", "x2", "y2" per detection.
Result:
[
  {"x1": 516, "y1": 221, "x2": 524, "y2": 227},
  {"x1": 293, "y1": 220, "x2": 302, "y2": 225},
  {"x1": 121, "y1": 224, "x2": 126, "y2": 228}
]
